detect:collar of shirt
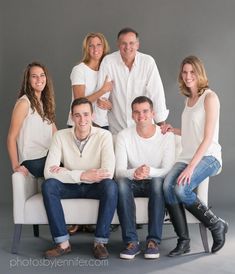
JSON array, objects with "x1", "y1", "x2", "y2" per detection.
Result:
[
  {"x1": 117, "y1": 50, "x2": 139, "y2": 68},
  {"x1": 71, "y1": 126, "x2": 98, "y2": 149}
]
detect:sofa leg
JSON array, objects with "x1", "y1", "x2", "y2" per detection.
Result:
[
  {"x1": 11, "y1": 224, "x2": 22, "y2": 254},
  {"x1": 33, "y1": 225, "x2": 39, "y2": 237},
  {"x1": 199, "y1": 223, "x2": 209, "y2": 253}
]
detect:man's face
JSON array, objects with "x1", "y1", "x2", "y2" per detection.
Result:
[
  {"x1": 118, "y1": 32, "x2": 139, "y2": 61},
  {"x1": 132, "y1": 102, "x2": 155, "y2": 127},
  {"x1": 72, "y1": 103, "x2": 93, "y2": 134}
]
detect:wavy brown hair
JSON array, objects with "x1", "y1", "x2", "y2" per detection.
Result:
[
  {"x1": 178, "y1": 55, "x2": 209, "y2": 97},
  {"x1": 81, "y1": 32, "x2": 110, "y2": 67},
  {"x1": 18, "y1": 62, "x2": 56, "y2": 123}
]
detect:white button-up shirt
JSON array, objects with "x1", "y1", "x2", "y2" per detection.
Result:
[{"x1": 97, "y1": 51, "x2": 169, "y2": 134}]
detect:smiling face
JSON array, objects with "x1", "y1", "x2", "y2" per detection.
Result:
[
  {"x1": 118, "y1": 32, "x2": 139, "y2": 62},
  {"x1": 88, "y1": 36, "x2": 104, "y2": 61},
  {"x1": 181, "y1": 63, "x2": 198, "y2": 93},
  {"x1": 132, "y1": 101, "x2": 155, "y2": 127},
  {"x1": 72, "y1": 103, "x2": 93, "y2": 137},
  {"x1": 29, "y1": 66, "x2": 46, "y2": 94}
]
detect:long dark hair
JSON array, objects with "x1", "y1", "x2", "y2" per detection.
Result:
[{"x1": 18, "y1": 62, "x2": 56, "y2": 123}]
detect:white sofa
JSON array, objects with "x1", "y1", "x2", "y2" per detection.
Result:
[{"x1": 11, "y1": 136, "x2": 209, "y2": 254}]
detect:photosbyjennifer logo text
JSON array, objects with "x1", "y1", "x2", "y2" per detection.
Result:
[{"x1": 9, "y1": 257, "x2": 109, "y2": 268}]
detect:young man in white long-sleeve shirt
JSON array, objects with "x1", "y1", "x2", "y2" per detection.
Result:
[
  {"x1": 115, "y1": 96, "x2": 175, "y2": 260},
  {"x1": 42, "y1": 98, "x2": 117, "y2": 260}
]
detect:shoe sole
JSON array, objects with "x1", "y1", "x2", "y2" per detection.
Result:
[
  {"x1": 120, "y1": 250, "x2": 141, "y2": 260},
  {"x1": 168, "y1": 248, "x2": 190, "y2": 257},
  {"x1": 144, "y1": 253, "x2": 160, "y2": 259},
  {"x1": 94, "y1": 255, "x2": 109, "y2": 260},
  {"x1": 44, "y1": 249, "x2": 71, "y2": 259}
]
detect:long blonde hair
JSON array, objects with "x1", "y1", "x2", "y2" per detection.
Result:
[
  {"x1": 178, "y1": 55, "x2": 209, "y2": 97},
  {"x1": 81, "y1": 32, "x2": 110, "y2": 67}
]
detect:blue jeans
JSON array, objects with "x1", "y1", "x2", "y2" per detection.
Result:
[
  {"x1": 163, "y1": 156, "x2": 221, "y2": 206},
  {"x1": 42, "y1": 178, "x2": 118, "y2": 244},
  {"x1": 21, "y1": 156, "x2": 47, "y2": 177},
  {"x1": 117, "y1": 177, "x2": 165, "y2": 244}
]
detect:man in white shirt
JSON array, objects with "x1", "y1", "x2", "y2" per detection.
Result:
[
  {"x1": 96, "y1": 27, "x2": 169, "y2": 134},
  {"x1": 42, "y1": 98, "x2": 117, "y2": 260},
  {"x1": 115, "y1": 96, "x2": 175, "y2": 260}
]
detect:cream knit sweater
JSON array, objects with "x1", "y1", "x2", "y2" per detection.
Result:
[{"x1": 44, "y1": 126, "x2": 115, "y2": 184}]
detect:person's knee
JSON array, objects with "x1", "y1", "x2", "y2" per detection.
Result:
[
  {"x1": 163, "y1": 176, "x2": 173, "y2": 197},
  {"x1": 41, "y1": 178, "x2": 58, "y2": 195},
  {"x1": 102, "y1": 179, "x2": 118, "y2": 198},
  {"x1": 175, "y1": 184, "x2": 186, "y2": 202},
  {"x1": 117, "y1": 178, "x2": 131, "y2": 195},
  {"x1": 150, "y1": 178, "x2": 163, "y2": 195}
]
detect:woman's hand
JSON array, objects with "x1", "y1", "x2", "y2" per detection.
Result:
[
  {"x1": 97, "y1": 98, "x2": 112, "y2": 110},
  {"x1": 177, "y1": 165, "x2": 195, "y2": 185},
  {"x1": 14, "y1": 165, "x2": 29, "y2": 176}
]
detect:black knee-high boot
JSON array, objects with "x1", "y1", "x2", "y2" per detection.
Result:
[
  {"x1": 167, "y1": 203, "x2": 190, "y2": 257},
  {"x1": 185, "y1": 197, "x2": 228, "y2": 253}
]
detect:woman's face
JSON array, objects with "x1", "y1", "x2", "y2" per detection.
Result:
[
  {"x1": 29, "y1": 66, "x2": 46, "y2": 94},
  {"x1": 182, "y1": 63, "x2": 198, "y2": 92},
  {"x1": 88, "y1": 36, "x2": 104, "y2": 61}
]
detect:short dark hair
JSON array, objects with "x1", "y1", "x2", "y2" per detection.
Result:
[
  {"x1": 71, "y1": 97, "x2": 93, "y2": 114},
  {"x1": 117, "y1": 27, "x2": 139, "y2": 39},
  {"x1": 131, "y1": 96, "x2": 153, "y2": 110}
]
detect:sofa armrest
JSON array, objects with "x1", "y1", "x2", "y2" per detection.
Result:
[{"x1": 12, "y1": 172, "x2": 38, "y2": 223}]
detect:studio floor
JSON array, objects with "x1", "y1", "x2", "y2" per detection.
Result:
[{"x1": 0, "y1": 204, "x2": 234, "y2": 274}]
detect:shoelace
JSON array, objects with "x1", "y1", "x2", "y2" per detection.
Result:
[
  {"x1": 127, "y1": 243, "x2": 136, "y2": 250},
  {"x1": 147, "y1": 241, "x2": 157, "y2": 249}
]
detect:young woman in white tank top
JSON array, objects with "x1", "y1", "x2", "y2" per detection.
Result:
[
  {"x1": 162, "y1": 56, "x2": 228, "y2": 256},
  {"x1": 7, "y1": 62, "x2": 57, "y2": 177}
]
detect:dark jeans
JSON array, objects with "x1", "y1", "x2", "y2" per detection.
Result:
[
  {"x1": 21, "y1": 156, "x2": 47, "y2": 177},
  {"x1": 42, "y1": 178, "x2": 118, "y2": 244},
  {"x1": 117, "y1": 177, "x2": 165, "y2": 244}
]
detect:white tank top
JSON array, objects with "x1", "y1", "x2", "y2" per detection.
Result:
[
  {"x1": 178, "y1": 89, "x2": 222, "y2": 166},
  {"x1": 17, "y1": 95, "x2": 53, "y2": 163}
]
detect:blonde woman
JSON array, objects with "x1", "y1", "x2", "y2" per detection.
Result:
[
  {"x1": 7, "y1": 62, "x2": 56, "y2": 178},
  {"x1": 162, "y1": 56, "x2": 228, "y2": 256},
  {"x1": 67, "y1": 32, "x2": 112, "y2": 129}
]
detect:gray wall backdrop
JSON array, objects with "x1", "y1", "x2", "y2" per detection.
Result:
[{"x1": 1, "y1": 0, "x2": 235, "y2": 207}]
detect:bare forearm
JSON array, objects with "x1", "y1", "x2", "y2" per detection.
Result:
[
  {"x1": 7, "y1": 137, "x2": 20, "y2": 170},
  {"x1": 85, "y1": 88, "x2": 107, "y2": 103}
]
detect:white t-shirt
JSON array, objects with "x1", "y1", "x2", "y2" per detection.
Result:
[
  {"x1": 97, "y1": 51, "x2": 169, "y2": 134},
  {"x1": 17, "y1": 95, "x2": 53, "y2": 163},
  {"x1": 178, "y1": 89, "x2": 222, "y2": 166},
  {"x1": 115, "y1": 126, "x2": 175, "y2": 179},
  {"x1": 67, "y1": 62, "x2": 109, "y2": 127}
]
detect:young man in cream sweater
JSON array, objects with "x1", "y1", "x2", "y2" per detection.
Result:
[
  {"x1": 115, "y1": 96, "x2": 175, "y2": 260},
  {"x1": 42, "y1": 98, "x2": 117, "y2": 260}
]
